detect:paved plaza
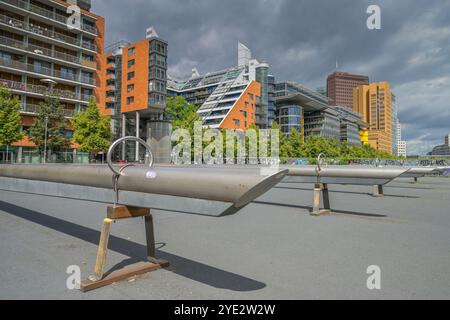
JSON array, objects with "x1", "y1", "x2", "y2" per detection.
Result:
[{"x1": 0, "y1": 177, "x2": 449, "y2": 299}]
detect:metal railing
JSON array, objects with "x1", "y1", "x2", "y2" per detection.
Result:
[
  {"x1": 0, "y1": 57, "x2": 96, "y2": 86},
  {"x1": 1, "y1": 0, "x2": 98, "y2": 35},
  {"x1": 0, "y1": 35, "x2": 95, "y2": 68},
  {"x1": 0, "y1": 13, "x2": 97, "y2": 51},
  {"x1": 21, "y1": 103, "x2": 75, "y2": 117},
  {"x1": 0, "y1": 78, "x2": 90, "y2": 102}
]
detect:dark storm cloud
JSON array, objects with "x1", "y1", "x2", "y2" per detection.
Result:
[{"x1": 92, "y1": 0, "x2": 450, "y2": 155}]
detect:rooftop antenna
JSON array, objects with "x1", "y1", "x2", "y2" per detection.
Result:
[{"x1": 336, "y1": 58, "x2": 339, "y2": 70}]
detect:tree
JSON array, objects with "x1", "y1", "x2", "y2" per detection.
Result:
[
  {"x1": 271, "y1": 122, "x2": 292, "y2": 159},
  {"x1": 0, "y1": 87, "x2": 23, "y2": 162},
  {"x1": 29, "y1": 93, "x2": 71, "y2": 160},
  {"x1": 289, "y1": 128, "x2": 303, "y2": 158},
  {"x1": 72, "y1": 97, "x2": 111, "y2": 157},
  {"x1": 165, "y1": 96, "x2": 200, "y2": 131}
]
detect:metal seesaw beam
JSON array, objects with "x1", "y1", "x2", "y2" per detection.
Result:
[
  {"x1": 158, "y1": 164, "x2": 411, "y2": 214},
  {"x1": 159, "y1": 164, "x2": 410, "y2": 186},
  {"x1": 281, "y1": 166, "x2": 410, "y2": 186},
  {"x1": 0, "y1": 164, "x2": 288, "y2": 217}
]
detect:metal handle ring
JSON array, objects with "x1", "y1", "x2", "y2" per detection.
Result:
[
  {"x1": 316, "y1": 153, "x2": 326, "y2": 173},
  {"x1": 107, "y1": 137, "x2": 154, "y2": 205},
  {"x1": 315, "y1": 153, "x2": 326, "y2": 184},
  {"x1": 107, "y1": 136, "x2": 154, "y2": 177}
]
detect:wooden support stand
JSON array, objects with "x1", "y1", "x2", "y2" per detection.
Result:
[
  {"x1": 372, "y1": 185, "x2": 384, "y2": 197},
  {"x1": 80, "y1": 205, "x2": 169, "y2": 292},
  {"x1": 311, "y1": 183, "x2": 332, "y2": 216}
]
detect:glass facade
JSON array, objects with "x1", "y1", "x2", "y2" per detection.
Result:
[
  {"x1": 268, "y1": 75, "x2": 276, "y2": 127},
  {"x1": 148, "y1": 39, "x2": 167, "y2": 113},
  {"x1": 255, "y1": 65, "x2": 269, "y2": 128},
  {"x1": 304, "y1": 111, "x2": 340, "y2": 139},
  {"x1": 276, "y1": 105, "x2": 303, "y2": 134}
]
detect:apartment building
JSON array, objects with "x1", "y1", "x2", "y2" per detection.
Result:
[
  {"x1": 327, "y1": 71, "x2": 369, "y2": 110},
  {"x1": 354, "y1": 81, "x2": 394, "y2": 154},
  {"x1": 167, "y1": 42, "x2": 268, "y2": 130},
  {"x1": 102, "y1": 27, "x2": 169, "y2": 162},
  {"x1": 0, "y1": 0, "x2": 104, "y2": 162}
]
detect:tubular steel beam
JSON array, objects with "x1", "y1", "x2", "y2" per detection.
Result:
[
  {"x1": 0, "y1": 164, "x2": 288, "y2": 210},
  {"x1": 159, "y1": 164, "x2": 411, "y2": 186},
  {"x1": 399, "y1": 167, "x2": 441, "y2": 178},
  {"x1": 280, "y1": 166, "x2": 410, "y2": 186}
]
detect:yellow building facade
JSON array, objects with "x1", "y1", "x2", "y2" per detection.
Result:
[{"x1": 353, "y1": 82, "x2": 393, "y2": 154}]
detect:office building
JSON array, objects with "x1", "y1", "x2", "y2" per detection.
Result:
[
  {"x1": 391, "y1": 94, "x2": 399, "y2": 155},
  {"x1": 398, "y1": 140, "x2": 407, "y2": 158},
  {"x1": 353, "y1": 81, "x2": 394, "y2": 154},
  {"x1": 0, "y1": 0, "x2": 104, "y2": 162},
  {"x1": 274, "y1": 81, "x2": 363, "y2": 142},
  {"x1": 327, "y1": 71, "x2": 369, "y2": 109},
  {"x1": 432, "y1": 134, "x2": 450, "y2": 156},
  {"x1": 396, "y1": 121, "x2": 407, "y2": 157},
  {"x1": 167, "y1": 42, "x2": 268, "y2": 130},
  {"x1": 102, "y1": 27, "x2": 169, "y2": 162},
  {"x1": 334, "y1": 106, "x2": 365, "y2": 145}
]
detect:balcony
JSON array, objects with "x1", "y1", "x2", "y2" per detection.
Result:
[
  {"x1": 81, "y1": 40, "x2": 96, "y2": 52},
  {"x1": 80, "y1": 59, "x2": 96, "y2": 69},
  {"x1": 0, "y1": 0, "x2": 98, "y2": 35},
  {"x1": 0, "y1": 13, "x2": 98, "y2": 52},
  {"x1": 0, "y1": 78, "x2": 90, "y2": 102},
  {"x1": 0, "y1": 57, "x2": 96, "y2": 86},
  {"x1": 0, "y1": 35, "x2": 95, "y2": 68},
  {"x1": 21, "y1": 103, "x2": 75, "y2": 118}
]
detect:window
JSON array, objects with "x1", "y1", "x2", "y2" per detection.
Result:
[
  {"x1": 127, "y1": 71, "x2": 135, "y2": 80},
  {"x1": 234, "y1": 119, "x2": 241, "y2": 127},
  {"x1": 127, "y1": 47, "x2": 136, "y2": 55},
  {"x1": 248, "y1": 93, "x2": 254, "y2": 100},
  {"x1": 128, "y1": 59, "x2": 135, "y2": 68},
  {"x1": 127, "y1": 84, "x2": 134, "y2": 92},
  {"x1": 126, "y1": 96, "x2": 134, "y2": 105}
]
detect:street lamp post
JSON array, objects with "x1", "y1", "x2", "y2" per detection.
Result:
[
  {"x1": 44, "y1": 116, "x2": 48, "y2": 164},
  {"x1": 40, "y1": 79, "x2": 57, "y2": 164}
]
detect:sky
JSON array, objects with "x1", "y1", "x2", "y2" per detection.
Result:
[{"x1": 92, "y1": 0, "x2": 450, "y2": 155}]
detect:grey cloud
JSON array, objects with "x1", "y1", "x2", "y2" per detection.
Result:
[{"x1": 92, "y1": 0, "x2": 450, "y2": 155}]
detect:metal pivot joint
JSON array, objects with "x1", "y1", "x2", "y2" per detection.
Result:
[{"x1": 311, "y1": 153, "x2": 331, "y2": 216}]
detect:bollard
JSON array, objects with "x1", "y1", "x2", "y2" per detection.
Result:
[
  {"x1": 372, "y1": 185, "x2": 384, "y2": 197},
  {"x1": 311, "y1": 183, "x2": 332, "y2": 216}
]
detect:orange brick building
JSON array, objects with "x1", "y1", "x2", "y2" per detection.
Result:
[
  {"x1": 0, "y1": 0, "x2": 104, "y2": 162},
  {"x1": 102, "y1": 27, "x2": 168, "y2": 161}
]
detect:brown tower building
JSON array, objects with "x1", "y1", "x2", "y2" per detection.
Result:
[
  {"x1": 327, "y1": 71, "x2": 369, "y2": 109},
  {"x1": 353, "y1": 81, "x2": 393, "y2": 154}
]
